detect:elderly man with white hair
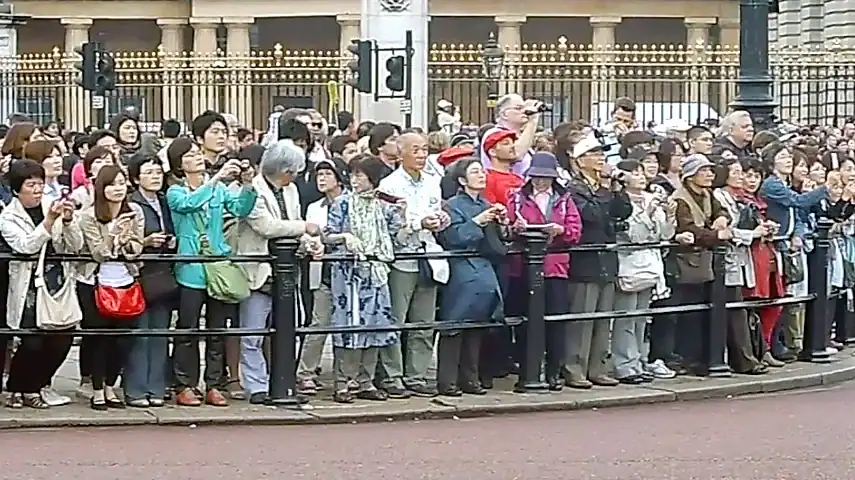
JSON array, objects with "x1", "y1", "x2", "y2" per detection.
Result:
[
  {"x1": 712, "y1": 110, "x2": 754, "y2": 158},
  {"x1": 230, "y1": 139, "x2": 322, "y2": 404},
  {"x1": 480, "y1": 93, "x2": 543, "y2": 176}
]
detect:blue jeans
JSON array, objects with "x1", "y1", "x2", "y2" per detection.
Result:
[
  {"x1": 239, "y1": 292, "x2": 272, "y2": 395},
  {"x1": 123, "y1": 305, "x2": 171, "y2": 401}
]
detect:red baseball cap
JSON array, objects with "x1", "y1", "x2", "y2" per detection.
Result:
[
  {"x1": 481, "y1": 128, "x2": 517, "y2": 153},
  {"x1": 437, "y1": 145, "x2": 475, "y2": 167}
]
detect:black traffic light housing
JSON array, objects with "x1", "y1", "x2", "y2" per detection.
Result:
[
  {"x1": 384, "y1": 55, "x2": 405, "y2": 92},
  {"x1": 95, "y1": 49, "x2": 117, "y2": 94},
  {"x1": 346, "y1": 39, "x2": 373, "y2": 94},
  {"x1": 73, "y1": 42, "x2": 98, "y2": 91},
  {"x1": 73, "y1": 42, "x2": 117, "y2": 94}
]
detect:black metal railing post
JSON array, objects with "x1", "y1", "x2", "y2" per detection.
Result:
[
  {"x1": 706, "y1": 245, "x2": 731, "y2": 377},
  {"x1": 516, "y1": 231, "x2": 549, "y2": 392},
  {"x1": 267, "y1": 237, "x2": 303, "y2": 406},
  {"x1": 804, "y1": 218, "x2": 833, "y2": 363}
]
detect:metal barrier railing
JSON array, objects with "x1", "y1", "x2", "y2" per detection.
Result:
[{"x1": 0, "y1": 217, "x2": 840, "y2": 406}]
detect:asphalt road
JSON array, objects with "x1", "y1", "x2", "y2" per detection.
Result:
[{"x1": 3, "y1": 383, "x2": 855, "y2": 480}]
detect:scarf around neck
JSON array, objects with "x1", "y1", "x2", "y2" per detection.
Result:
[{"x1": 349, "y1": 190, "x2": 395, "y2": 285}]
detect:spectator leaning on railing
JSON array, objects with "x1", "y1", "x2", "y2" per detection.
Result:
[{"x1": 229, "y1": 139, "x2": 322, "y2": 404}]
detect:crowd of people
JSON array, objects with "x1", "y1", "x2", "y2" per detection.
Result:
[{"x1": 0, "y1": 94, "x2": 852, "y2": 411}]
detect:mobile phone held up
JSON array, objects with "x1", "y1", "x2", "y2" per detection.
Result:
[{"x1": 375, "y1": 191, "x2": 402, "y2": 204}]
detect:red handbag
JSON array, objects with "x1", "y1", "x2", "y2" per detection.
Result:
[{"x1": 95, "y1": 282, "x2": 147, "y2": 320}]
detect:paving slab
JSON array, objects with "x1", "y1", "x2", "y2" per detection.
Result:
[{"x1": 3, "y1": 349, "x2": 855, "y2": 429}]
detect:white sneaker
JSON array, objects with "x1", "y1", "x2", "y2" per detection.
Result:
[
  {"x1": 826, "y1": 346, "x2": 839, "y2": 355},
  {"x1": 76, "y1": 382, "x2": 94, "y2": 400},
  {"x1": 644, "y1": 359, "x2": 677, "y2": 379},
  {"x1": 40, "y1": 387, "x2": 72, "y2": 407}
]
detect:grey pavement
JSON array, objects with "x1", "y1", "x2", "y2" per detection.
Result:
[{"x1": 3, "y1": 347, "x2": 855, "y2": 429}]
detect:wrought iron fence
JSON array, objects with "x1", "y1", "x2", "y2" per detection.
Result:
[{"x1": 2, "y1": 40, "x2": 854, "y2": 131}]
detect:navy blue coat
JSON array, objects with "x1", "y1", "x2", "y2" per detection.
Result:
[{"x1": 438, "y1": 192, "x2": 503, "y2": 328}]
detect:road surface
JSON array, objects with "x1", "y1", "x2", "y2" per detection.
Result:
[{"x1": 3, "y1": 383, "x2": 854, "y2": 480}]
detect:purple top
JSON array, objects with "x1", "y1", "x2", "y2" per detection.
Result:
[{"x1": 479, "y1": 125, "x2": 532, "y2": 176}]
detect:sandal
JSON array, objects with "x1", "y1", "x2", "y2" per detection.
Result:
[
  {"x1": 6, "y1": 392, "x2": 23, "y2": 409},
  {"x1": 225, "y1": 379, "x2": 246, "y2": 400},
  {"x1": 23, "y1": 393, "x2": 49, "y2": 409}
]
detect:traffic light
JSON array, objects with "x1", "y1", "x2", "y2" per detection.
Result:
[
  {"x1": 384, "y1": 55, "x2": 405, "y2": 92},
  {"x1": 73, "y1": 42, "x2": 97, "y2": 91},
  {"x1": 95, "y1": 49, "x2": 117, "y2": 94},
  {"x1": 346, "y1": 39, "x2": 373, "y2": 94}
]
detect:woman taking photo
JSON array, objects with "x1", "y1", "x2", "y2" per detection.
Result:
[
  {"x1": 1, "y1": 159, "x2": 83, "y2": 408},
  {"x1": 437, "y1": 157, "x2": 506, "y2": 396},
  {"x1": 78, "y1": 165, "x2": 145, "y2": 410},
  {"x1": 126, "y1": 152, "x2": 177, "y2": 407},
  {"x1": 166, "y1": 137, "x2": 257, "y2": 407},
  {"x1": 324, "y1": 154, "x2": 406, "y2": 403}
]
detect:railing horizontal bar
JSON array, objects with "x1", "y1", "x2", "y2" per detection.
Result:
[
  {"x1": 0, "y1": 253, "x2": 273, "y2": 263},
  {"x1": 0, "y1": 328, "x2": 275, "y2": 337}
]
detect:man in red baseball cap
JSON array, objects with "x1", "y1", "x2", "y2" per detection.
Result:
[{"x1": 481, "y1": 129, "x2": 522, "y2": 207}]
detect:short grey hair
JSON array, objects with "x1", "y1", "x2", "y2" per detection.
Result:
[
  {"x1": 495, "y1": 93, "x2": 523, "y2": 121},
  {"x1": 261, "y1": 139, "x2": 306, "y2": 178},
  {"x1": 720, "y1": 110, "x2": 752, "y2": 135}
]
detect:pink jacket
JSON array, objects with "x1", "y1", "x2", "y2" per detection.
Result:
[
  {"x1": 507, "y1": 187, "x2": 583, "y2": 278},
  {"x1": 71, "y1": 162, "x2": 90, "y2": 190}
]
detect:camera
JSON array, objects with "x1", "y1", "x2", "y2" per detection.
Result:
[
  {"x1": 524, "y1": 102, "x2": 553, "y2": 115},
  {"x1": 606, "y1": 169, "x2": 630, "y2": 183}
]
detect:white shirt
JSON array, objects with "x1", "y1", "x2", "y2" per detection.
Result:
[
  {"x1": 377, "y1": 167, "x2": 448, "y2": 283},
  {"x1": 306, "y1": 196, "x2": 332, "y2": 290}
]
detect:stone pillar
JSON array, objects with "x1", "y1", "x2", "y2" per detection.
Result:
[
  {"x1": 224, "y1": 17, "x2": 254, "y2": 128},
  {"x1": 360, "y1": 0, "x2": 428, "y2": 126},
  {"x1": 190, "y1": 17, "x2": 220, "y2": 119},
  {"x1": 590, "y1": 16, "x2": 621, "y2": 123},
  {"x1": 718, "y1": 18, "x2": 739, "y2": 115},
  {"x1": 158, "y1": 18, "x2": 187, "y2": 123},
  {"x1": 495, "y1": 15, "x2": 525, "y2": 99},
  {"x1": 337, "y1": 14, "x2": 362, "y2": 121},
  {"x1": 0, "y1": 25, "x2": 18, "y2": 124},
  {"x1": 684, "y1": 17, "x2": 714, "y2": 108},
  {"x1": 61, "y1": 18, "x2": 92, "y2": 130},
  {"x1": 824, "y1": 0, "x2": 855, "y2": 124},
  {"x1": 776, "y1": 1, "x2": 801, "y2": 121}
]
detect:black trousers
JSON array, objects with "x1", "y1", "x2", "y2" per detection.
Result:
[
  {"x1": 6, "y1": 331, "x2": 74, "y2": 394},
  {"x1": 515, "y1": 277, "x2": 568, "y2": 379},
  {"x1": 479, "y1": 269, "x2": 521, "y2": 382},
  {"x1": 437, "y1": 330, "x2": 482, "y2": 388},
  {"x1": 78, "y1": 282, "x2": 134, "y2": 390},
  {"x1": 172, "y1": 286, "x2": 236, "y2": 391}
]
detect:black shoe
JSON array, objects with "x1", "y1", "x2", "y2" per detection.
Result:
[
  {"x1": 461, "y1": 382, "x2": 487, "y2": 395},
  {"x1": 105, "y1": 398, "x2": 126, "y2": 409},
  {"x1": 408, "y1": 384, "x2": 438, "y2": 397},
  {"x1": 356, "y1": 389, "x2": 388, "y2": 401},
  {"x1": 618, "y1": 375, "x2": 645, "y2": 385},
  {"x1": 249, "y1": 392, "x2": 267, "y2": 405},
  {"x1": 382, "y1": 386, "x2": 411, "y2": 399},
  {"x1": 438, "y1": 385, "x2": 463, "y2": 397},
  {"x1": 90, "y1": 397, "x2": 108, "y2": 411},
  {"x1": 547, "y1": 377, "x2": 564, "y2": 392},
  {"x1": 775, "y1": 350, "x2": 798, "y2": 363}
]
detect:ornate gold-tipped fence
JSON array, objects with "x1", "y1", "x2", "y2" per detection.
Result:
[{"x1": 4, "y1": 40, "x2": 855, "y2": 130}]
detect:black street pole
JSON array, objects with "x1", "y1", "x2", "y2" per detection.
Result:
[
  {"x1": 404, "y1": 29, "x2": 413, "y2": 129},
  {"x1": 729, "y1": 0, "x2": 778, "y2": 132}
]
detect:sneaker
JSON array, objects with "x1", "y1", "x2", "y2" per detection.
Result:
[
  {"x1": 76, "y1": 382, "x2": 94, "y2": 400},
  {"x1": 644, "y1": 359, "x2": 676, "y2": 379},
  {"x1": 826, "y1": 346, "x2": 839, "y2": 355},
  {"x1": 297, "y1": 379, "x2": 317, "y2": 396},
  {"x1": 40, "y1": 387, "x2": 72, "y2": 407}
]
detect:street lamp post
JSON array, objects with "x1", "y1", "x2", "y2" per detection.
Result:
[
  {"x1": 729, "y1": 0, "x2": 778, "y2": 132},
  {"x1": 481, "y1": 32, "x2": 505, "y2": 108}
]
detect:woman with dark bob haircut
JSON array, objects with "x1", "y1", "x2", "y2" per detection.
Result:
[{"x1": 0, "y1": 159, "x2": 83, "y2": 409}]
